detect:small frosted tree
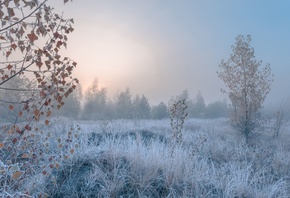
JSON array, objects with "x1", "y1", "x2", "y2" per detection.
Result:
[
  {"x1": 132, "y1": 94, "x2": 151, "y2": 119},
  {"x1": 115, "y1": 88, "x2": 133, "y2": 119},
  {"x1": 191, "y1": 91, "x2": 206, "y2": 118},
  {"x1": 151, "y1": 102, "x2": 169, "y2": 119},
  {"x1": 83, "y1": 79, "x2": 108, "y2": 120},
  {"x1": 217, "y1": 35, "x2": 274, "y2": 143}
]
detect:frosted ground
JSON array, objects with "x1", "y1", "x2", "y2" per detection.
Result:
[{"x1": 3, "y1": 117, "x2": 290, "y2": 197}]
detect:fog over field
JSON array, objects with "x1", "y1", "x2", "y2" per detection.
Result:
[
  {"x1": 51, "y1": 0, "x2": 290, "y2": 106},
  {"x1": 1, "y1": 0, "x2": 290, "y2": 197}
]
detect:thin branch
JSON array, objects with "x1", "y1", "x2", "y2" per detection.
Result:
[
  {"x1": 0, "y1": 60, "x2": 35, "y2": 86},
  {"x1": 0, "y1": 0, "x2": 47, "y2": 33},
  {"x1": 0, "y1": 87, "x2": 39, "y2": 92},
  {"x1": 0, "y1": 97, "x2": 39, "y2": 104}
]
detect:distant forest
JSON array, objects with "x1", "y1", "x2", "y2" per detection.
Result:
[{"x1": 0, "y1": 77, "x2": 229, "y2": 121}]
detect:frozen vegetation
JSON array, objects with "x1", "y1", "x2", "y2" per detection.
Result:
[
  {"x1": 1, "y1": 0, "x2": 289, "y2": 197},
  {"x1": 1, "y1": 117, "x2": 290, "y2": 197}
]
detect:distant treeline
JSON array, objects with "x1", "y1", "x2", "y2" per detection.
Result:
[
  {"x1": 54, "y1": 79, "x2": 229, "y2": 120},
  {"x1": 0, "y1": 77, "x2": 228, "y2": 121}
]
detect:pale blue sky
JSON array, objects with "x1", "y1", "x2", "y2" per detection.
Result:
[{"x1": 54, "y1": 0, "x2": 290, "y2": 105}]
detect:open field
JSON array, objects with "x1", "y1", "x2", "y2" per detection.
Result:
[{"x1": 1, "y1": 118, "x2": 290, "y2": 197}]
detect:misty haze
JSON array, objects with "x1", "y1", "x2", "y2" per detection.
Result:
[{"x1": 1, "y1": 0, "x2": 290, "y2": 197}]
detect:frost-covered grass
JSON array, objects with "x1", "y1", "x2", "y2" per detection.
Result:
[{"x1": 2, "y1": 118, "x2": 290, "y2": 197}]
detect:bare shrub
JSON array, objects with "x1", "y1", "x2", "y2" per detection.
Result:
[{"x1": 169, "y1": 99, "x2": 188, "y2": 144}]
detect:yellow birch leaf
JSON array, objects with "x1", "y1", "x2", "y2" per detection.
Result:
[{"x1": 12, "y1": 171, "x2": 24, "y2": 180}]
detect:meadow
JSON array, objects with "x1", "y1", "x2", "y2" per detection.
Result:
[{"x1": 1, "y1": 117, "x2": 289, "y2": 197}]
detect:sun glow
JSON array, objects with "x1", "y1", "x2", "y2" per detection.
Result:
[{"x1": 72, "y1": 26, "x2": 157, "y2": 96}]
